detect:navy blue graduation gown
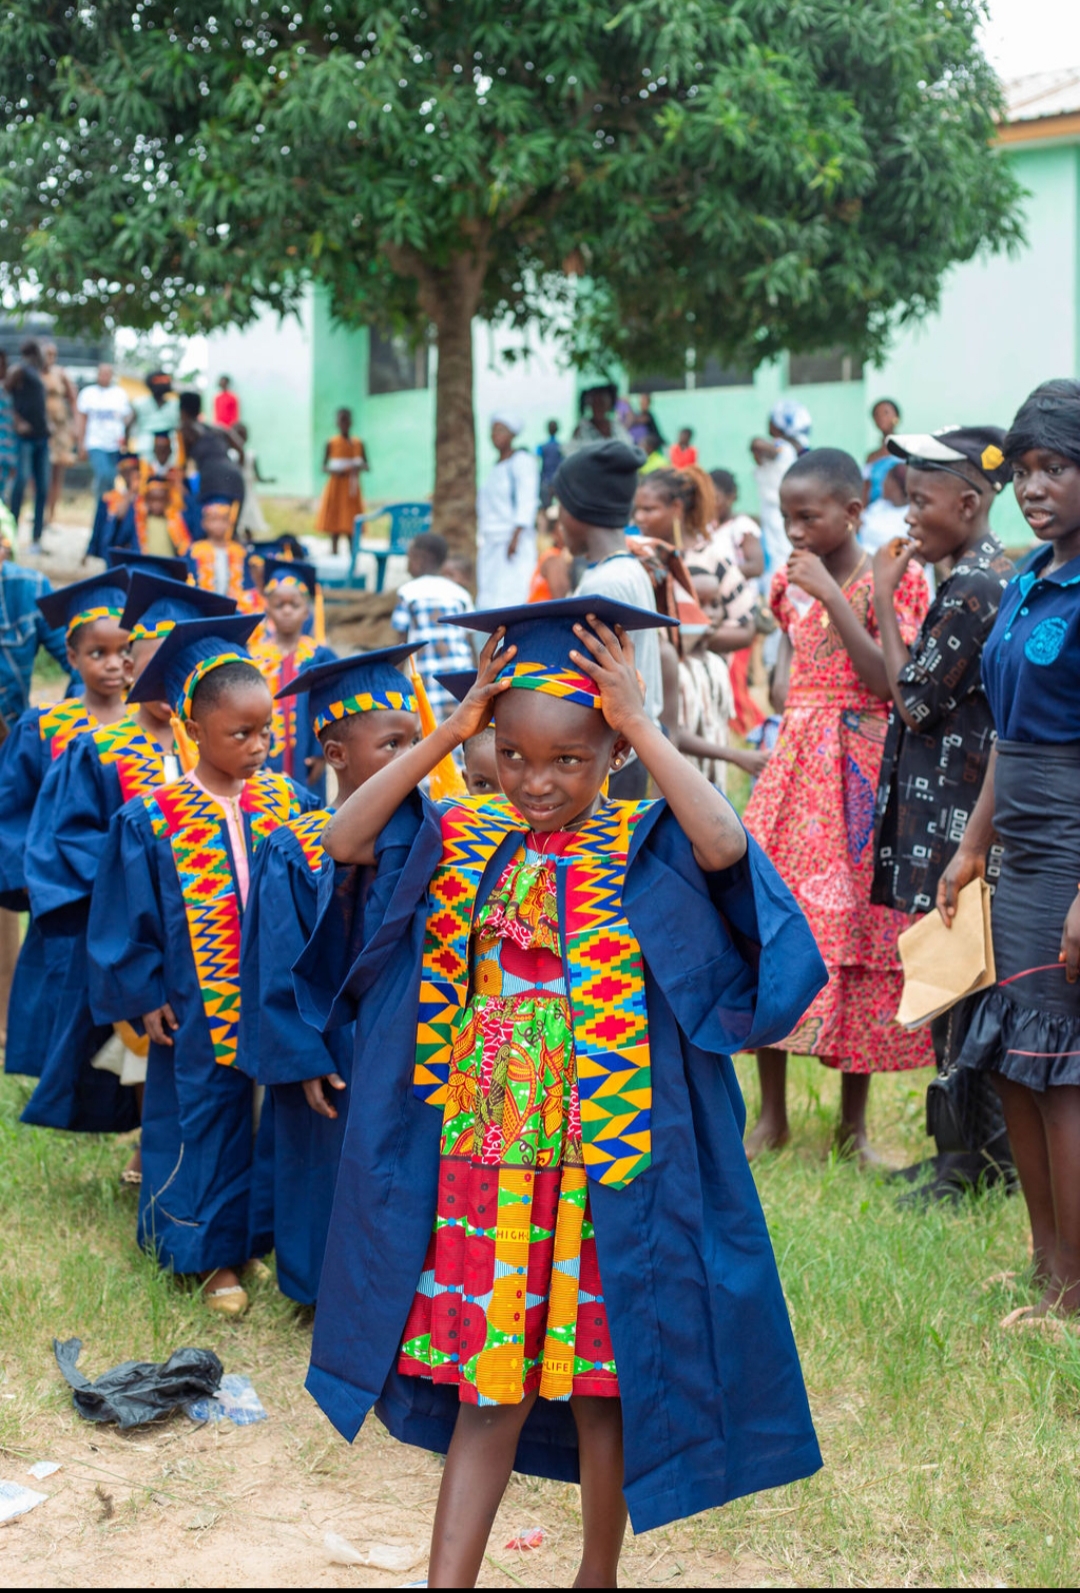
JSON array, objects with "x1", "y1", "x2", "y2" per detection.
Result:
[
  {"x1": 254, "y1": 640, "x2": 337, "y2": 802},
  {"x1": 0, "y1": 706, "x2": 89, "y2": 1082},
  {"x1": 237, "y1": 813, "x2": 354, "y2": 1305},
  {"x1": 299, "y1": 794, "x2": 828, "y2": 1535},
  {"x1": 20, "y1": 723, "x2": 166, "y2": 1132},
  {"x1": 87, "y1": 771, "x2": 318, "y2": 1274}
]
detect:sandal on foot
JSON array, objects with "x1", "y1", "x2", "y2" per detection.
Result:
[
  {"x1": 980, "y1": 1271, "x2": 1019, "y2": 1293},
  {"x1": 204, "y1": 1285, "x2": 250, "y2": 1318},
  {"x1": 242, "y1": 1258, "x2": 273, "y2": 1284},
  {"x1": 119, "y1": 1168, "x2": 142, "y2": 1187}
]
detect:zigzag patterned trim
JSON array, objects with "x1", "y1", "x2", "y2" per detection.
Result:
[
  {"x1": 283, "y1": 808, "x2": 331, "y2": 873},
  {"x1": 146, "y1": 769, "x2": 299, "y2": 1067},
  {"x1": 415, "y1": 796, "x2": 653, "y2": 1189},
  {"x1": 252, "y1": 635, "x2": 321, "y2": 759},
  {"x1": 93, "y1": 712, "x2": 167, "y2": 802},
  {"x1": 38, "y1": 700, "x2": 95, "y2": 760}
]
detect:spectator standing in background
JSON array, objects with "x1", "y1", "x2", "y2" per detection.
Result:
[
  {"x1": 751, "y1": 398, "x2": 812, "y2": 575},
  {"x1": 76, "y1": 362, "x2": 134, "y2": 508},
  {"x1": 315, "y1": 407, "x2": 367, "y2": 556},
  {"x1": 131, "y1": 370, "x2": 180, "y2": 461},
  {"x1": 42, "y1": 343, "x2": 77, "y2": 529},
  {"x1": 390, "y1": 532, "x2": 475, "y2": 723},
  {"x1": 0, "y1": 354, "x2": 16, "y2": 503},
  {"x1": 213, "y1": 374, "x2": 240, "y2": 429},
  {"x1": 706, "y1": 468, "x2": 765, "y2": 578},
  {"x1": 669, "y1": 427, "x2": 698, "y2": 470},
  {"x1": 567, "y1": 384, "x2": 633, "y2": 453},
  {"x1": 863, "y1": 398, "x2": 902, "y2": 505},
  {"x1": 859, "y1": 459, "x2": 908, "y2": 554},
  {"x1": 6, "y1": 339, "x2": 51, "y2": 544},
  {"x1": 475, "y1": 413, "x2": 538, "y2": 608},
  {"x1": 628, "y1": 392, "x2": 663, "y2": 450},
  {"x1": 536, "y1": 419, "x2": 564, "y2": 510}
]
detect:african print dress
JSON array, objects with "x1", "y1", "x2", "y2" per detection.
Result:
[
  {"x1": 744, "y1": 562, "x2": 934, "y2": 1074},
  {"x1": 398, "y1": 833, "x2": 618, "y2": 1405}
]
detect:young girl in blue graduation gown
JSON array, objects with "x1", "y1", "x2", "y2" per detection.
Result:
[
  {"x1": 238, "y1": 644, "x2": 423, "y2": 1304},
  {"x1": 22, "y1": 573, "x2": 237, "y2": 1145},
  {"x1": 0, "y1": 573, "x2": 132, "y2": 1121},
  {"x1": 87, "y1": 614, "x2": 316, "y2": 1317},
  {"x1": 300, "y1": 597, "x2": 828, "y2": 1586},
  {"x1": 249, "y1": 558, "x2": 336, "y2": 801}
]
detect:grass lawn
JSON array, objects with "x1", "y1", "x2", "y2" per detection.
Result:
[{"x1": 2, "y1": 1056, "x2": 1078, "y2": 1587}]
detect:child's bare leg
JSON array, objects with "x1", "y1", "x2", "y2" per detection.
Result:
[
  {"x1": 571, "y1": 1395, "x2": 627, "y2": 1588},
  {"x1": 428, "y1": 1392, "x2": 537, "y2": 1588},
  {"x1": 1037, "y1": 1083, "x2": 1080, "y2": 1311},
  {"x1": 745, "y1": 1048, "x2": 790, "y2": 1158},
  {"x1": 994, "y1": 1075, "x2": 1054, "y2": 1285}
]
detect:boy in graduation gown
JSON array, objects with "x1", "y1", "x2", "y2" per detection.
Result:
[
  {"x1": 298, "y1": 594, "x2": 828, "y2": 1556},
  {"x1": 186, "y1": 465, "x2": 258, "y2": 608},
  {"x1": 21, "y1": 573, "x2": 237, "y2": 1145},
  {"x1": 239, "y1": 644, "x2": 423, "y2": 1305},
  {"x1": 107, "y1": 470, "x2": 192, "y2": 560},
  {"x1": 0, "y1": 571, "x2": 131, "y2": 1101},
  {"x1": 87, "y1": 615, "x2": 318, "y2": 1315},
  {"x1": 250, "y1": 557, "x2": 336, "y2": 798}
]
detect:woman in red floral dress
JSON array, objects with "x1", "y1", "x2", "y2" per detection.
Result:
[{"x1": 743, "y1": 448, "x2": 934, "y2": 1161}]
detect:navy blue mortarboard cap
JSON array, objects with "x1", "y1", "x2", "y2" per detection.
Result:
[
  {"x1": 262, "y1": 556, "x2": 318, "y2": 598},
  {"x1": 107, "y1": 548, "x2": 191, "y2": 585},
  {"x1": 433, "y1": 670, "x2": 476, "y2": 705},
  {"x1": 37, "y1": 569, "x2": 130, "y2": 638},
  {"x1": 444, "y1": 596, "x2": 671, "y2": 711},
  {"x1": 275, "y1": 643, "x2": 423, "y2": 733},
  {"x1": 126, "y1": 613, "x2": 263, "y2": 711},
  {"x1": 120, "y1": 571, "x2": 238, "y2": 643}
]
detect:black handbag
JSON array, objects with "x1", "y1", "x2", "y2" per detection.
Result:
[{"x1": 925, "y1": 1001, "x2": 1007, "y2": 1155}]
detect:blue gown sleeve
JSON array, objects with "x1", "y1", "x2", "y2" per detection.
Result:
[
  {"x1": 626, "y1": 803, "x2": 828, "y2": 1057},
  {"x1": 239, "y1": 832, "x2": 338, "y2": 1084},
  {"x1": 0, "y1": 710, "x2": 45, "y2": 907},
  {"x1": 25, "y1": 735, "x2": 111, "y2": 933},
  {"x1": 87, "y1": 804, "x2": 169, "y2": 1023}
]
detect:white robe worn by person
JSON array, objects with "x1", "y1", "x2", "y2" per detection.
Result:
[{"x1": 476, "y1": 443, "x2": 539, "y2": 609}]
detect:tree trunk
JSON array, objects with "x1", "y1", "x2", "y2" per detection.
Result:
[{"x1": 408, "y1": 244, "x2": 488, "y2": 565}]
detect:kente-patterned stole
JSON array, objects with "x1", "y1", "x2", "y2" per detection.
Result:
[
  {"x1": 284, "y1": 808, "x2": 331, "y2": 873},
  {"x1": 146, "y1": 769, "x2": 299, "y2": 1066},
  {"x1": 39, "y1": 700, "x2": 95, "y2": 760},
  {"x1": 415, "y1": 797, "x2": 653, "y2": 1189},
  {"x1": 133, "y1": 496, "x2": 191, "y2": 557},
  {"x1": 252, "y1": 635, "x2": 321, "y2": 765},
  {"x1": 93, "y1": 713, "x2": 168, "y2": 802},
  {"x1": 190, "y1": 539, "x2": 249, "y2": 601}
]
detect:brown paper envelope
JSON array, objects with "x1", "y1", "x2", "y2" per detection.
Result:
[{"x1": 896, "y1": 878, "x2": 994, "y2": 1028}]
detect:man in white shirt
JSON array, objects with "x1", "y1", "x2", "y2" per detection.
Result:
[
  {"x1": 475, "y1": 413, "x2": 539, "y2": 608},
  {"x1": 77, "y1": 363, "x2": 134, "y2": 505},
  {"x1": 553, "y1": 439, "x2": 666, "y2": 799}
]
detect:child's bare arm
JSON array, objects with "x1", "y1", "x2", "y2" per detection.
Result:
[
  {"x1": 570, "y1": 619, "x2": 747, "y2": 874},
  {"x1": 323, "y1": 632, "x2": 514, "y2": 864}
]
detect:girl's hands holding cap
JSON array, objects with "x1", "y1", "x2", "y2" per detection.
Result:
[{"x1": 570, "y1": 617, "x2": 648, "y2": 738}]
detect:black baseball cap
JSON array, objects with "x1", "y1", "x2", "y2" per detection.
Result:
[{"x1": 887, "y1": 427, "x2": 1011, "y2": 493}]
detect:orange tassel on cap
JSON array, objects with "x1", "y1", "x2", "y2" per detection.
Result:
[
  {"x1": 409, "y1": 664, "x2": 466, "y2": 801},
  {"x1": 314, "y1": 584, "x2": 326, "y2": 645},
  {"x1": 169, "y1": 714, "x2": 200, "y2": 774}
]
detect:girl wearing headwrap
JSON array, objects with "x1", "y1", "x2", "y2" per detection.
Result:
[
  {"x1": 475, "y1": 414, "x2": 539, "y2": 608},
  {"x1": 939, "y1": 379, "x2": 1080, "y2": 1324}
]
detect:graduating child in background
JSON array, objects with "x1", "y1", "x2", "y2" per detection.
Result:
[
  {"x1": 462, "y1": 723, "x2": 498, "y2": 795},
  {"x1": 250, "y1": 557, "x2": 336, "y2": 797},
  {"x1": 0, "y1": 571, "x2": 131, "y2": 1099},
  {"x1": 239, "y1": 645, "x2": 423, "y2": 1305},
  {"x1": 300, "y1": 595, "x2": 827, "y2": 1587},
  {"x1": 88, "y1": 615, "x2": 317, "y2": 1317},
  {"x1": 22, "y1": 574, "x2": 237, "y2": 1162},
  {"x1": 743, "y1": 447, "x2": 933, "y2": 1163},
  {"x1": 107, "y1": 469, "x2": 192, "y2": 561},
  {"x1": 187, "y1": 469, "x2": 257, "y2": 606}
]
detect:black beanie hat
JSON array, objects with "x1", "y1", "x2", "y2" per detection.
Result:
[{"x1": 552, "y1": 440, "x2": 646, "y2": 529}]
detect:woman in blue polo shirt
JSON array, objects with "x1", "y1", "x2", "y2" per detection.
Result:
[{"x1": 938, "y1": 378, "x2": 1080, "y2": 1324}]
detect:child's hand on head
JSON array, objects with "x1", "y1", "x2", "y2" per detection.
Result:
[
  {"x1": 447, "y1": 628, "x2": 514, "y2": 742},
  {"x1": 570, "y1": 617, "x2": 648, "y2": 737},
  {"x1": 787, "y1": 549, "x2": 838, "y2": 602}
]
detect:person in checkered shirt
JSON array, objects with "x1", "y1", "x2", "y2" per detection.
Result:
[{"x1": 391, "y1": 533, "x2": 475, "y2": 721}]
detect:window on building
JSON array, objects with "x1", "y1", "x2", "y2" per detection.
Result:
[
  {"x1": 787, "y1": 347, "x2": 864, "y2": 385},
  {"x1": 368, "y1": 329, "x2": 429, "y2": 395},
  {"x1": 694, "y1": 355, "x2": 754, "y2": 389},
  {"x1": 627, "y1": 367, "x2": 686, "y2": 394}
]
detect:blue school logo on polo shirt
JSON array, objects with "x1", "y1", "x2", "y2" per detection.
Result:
[{"x1": 1024, "y1": 615, "x2": 1068, "y2": 666}]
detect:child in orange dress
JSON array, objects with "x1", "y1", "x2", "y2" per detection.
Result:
[
  {"x1": 316, "y1": 407, "x2": 368, "y2": 555},
  {"x1": 743, "y1": 447, "x2": 934, "y2": 1163}
]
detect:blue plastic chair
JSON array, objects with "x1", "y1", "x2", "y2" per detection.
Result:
[{"x1": 351, "y1": 501, "x2": 432, "y2": 591}]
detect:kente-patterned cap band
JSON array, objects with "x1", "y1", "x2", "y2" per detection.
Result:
[
  {"x1": 312, "y1": 688, "x2": 416, "y2": 734},
  {"x1": 264, "y1": 573, "x2": 308, "y2": 593},
  {"x1": 130, "y1": 618, "x2": 177, "y2": 643},
  {"x1": 67, "y1": 604, "x2": 125, "y2": 641},
  {"x1": 179, "y1": 651, "x2": 252, "y2": 720},
  {"x1": 496, "y1": 658, "x2": 602, "y2": 711}
]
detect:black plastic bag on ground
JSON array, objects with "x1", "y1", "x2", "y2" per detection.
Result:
[{"x1": 54, "y1": 1337, "x2": 223, "y2": 1428}]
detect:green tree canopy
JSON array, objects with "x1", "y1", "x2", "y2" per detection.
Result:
[{"x1": 0, "y1": 1, "x2": 1021, "y2": 544}]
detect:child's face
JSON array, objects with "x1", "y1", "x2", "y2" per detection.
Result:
[
  {"x1": 463, "y1": 733, "x2": 499, "y2": 796},
  {"x1": 189, "y1": 681, "x2": 273, "y2": 781},
  {"x1": 678, "y1": 429, "x2": 691, "y2": 447},
  {"x1": 67, "y1": 619, "x2": 131, "y2": 699},
  {"x1": 633, "y1": 483, "x2": 676, "y2": 543},
  {"x1": 201, "y1": 503, "x2": 235, "y2": 544},
  {"x1": 324, "y1": 709, "x2": 420, "y2": 790},
  {"x1": 145, "y1": 481, "x2": 170, "y2": 516},
  {"x1": 873, "y1": 401, "x2": 899, "y2": 436},
  {"x1": 493, "y1": 689, "x2": 618, "y2": 832},
  {"x1": 130, "y1": 638, "x2": 174, "y2": 725},
  {"x1": 691, "y1": 571, "x2": 722, "y2": 624},
  {"x1": 780, "y1": 476, "x2": 859, "y2": 558},
  {"x1": 1011, "y1": 448, "x2": 1080, "y2": 543},
  {"x1": 153, "y1": 436, "x2": 172, "y2": 467},
  {"x1": 118, "y1": 460, "x2": 141, "y2": 491},
  {"x1": 337, "y1": 409, "x2": 352, "y2": 432},
  {"x1": 265, "y1": 584, "x2": 309, "y2": 640}
]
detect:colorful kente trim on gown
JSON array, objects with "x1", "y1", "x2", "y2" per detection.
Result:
[
  {"x1": 91, "y1": 712, "x2": 168, "y2": 800},
  {"x1": 399, "y1": 838, "x2": 619, "y2": 1404},
  {"x1": 38, "y1": 699, "x2": 96, "y2": 759}
]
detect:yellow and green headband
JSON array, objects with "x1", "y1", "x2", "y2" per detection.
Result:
[
  {"x1": 67, "y1": 603, "x2": 125, "y2": 642},
  {"x1": 495, "y1": 658, "x2": 602, "y2": 711},
  {"x1": 178, "y1": 651, "x2": 252, "y2": 720},
  {"x1": 312, "y1": 687, "x2": 417, "y2": 736},
  {"x1": 130, "y1": 618, "x2": 177, "y2": 644}
]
